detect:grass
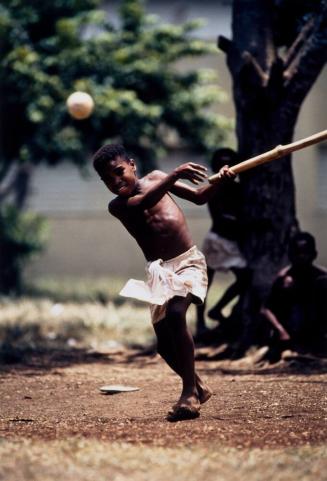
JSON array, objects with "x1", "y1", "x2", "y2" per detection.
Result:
[
  {"x1": 0, "y1": 297, "x2": 155, "y2": 355},
  {"x1": 0, "y1": 439, "x2": 326, "y2": 481},
  {"x1": 23, "y1": 274, "x2": 234, "y2": 310},
  {"x1": 1, "y1": 276, "x2": 232, "y2": 357},
  {"x1": 22, "y1": 276, "x2": 131, "y2": 304}
]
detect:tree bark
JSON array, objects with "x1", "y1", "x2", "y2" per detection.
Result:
[
  {"x1": 0, "y1": 164, "x2": 34, "y2": 294},
  {"x1": 0, "y1": 163, "x2": 33, "y2": 209},
  {"x1": 218, "y1": 0, "x2": 327, "y2": 349}
]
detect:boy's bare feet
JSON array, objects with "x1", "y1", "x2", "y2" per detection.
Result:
[
  {"x1": 167, "y1": 393, "x2": 200, "y2": 422},
  {"x1": 196, "y1": 379, "x2": 213, "y2": 404},
  {"x1": 170, "y1": 377, "x2": 212, "y2": 414}
]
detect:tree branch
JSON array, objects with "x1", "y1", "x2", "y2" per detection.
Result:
[
  {"x1": 218, "y1": 36, "x2": 270, "y2": 87},
  {"x1": 284, "y1": 16, "x2": 315, "y2": 68},
  {"x1": 217, "y1": 34, "x2": 244, "y2": 79},
  {"x1": 224, "y1": 1, "x2": 277, "y2": 86},
  {"x1": 0, "y1": 162, "x2": 33, "y2": 209},
  {"x1": 242, "y1": 51, "x2": 269, "y2": 87},
  {"x1": 0, "y1": 164, "x2": 18, "y2": 203},
  {"x1": 217, "y1": 35, "x2": 233, "y2": 54},
  {"x1": 283, "y1": 2, "x2": 327, "y2": 97},
  {"x1": 0, "y1": 160, "x2": 13, "y2": 184}
]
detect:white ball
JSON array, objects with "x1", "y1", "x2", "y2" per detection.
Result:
[{"x1": 66, "y1": 91, "x2": 94, "y2": 120}]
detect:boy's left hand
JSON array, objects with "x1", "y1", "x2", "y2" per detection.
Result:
[{"x1": 216, "y1": 165, "x2": 236, "y2": 181}]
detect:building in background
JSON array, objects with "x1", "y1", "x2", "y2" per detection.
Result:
[{"x1": 27, "y1": 0, "x2": 327, "y2": 278}]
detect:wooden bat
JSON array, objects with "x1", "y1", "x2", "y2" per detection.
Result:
[{"x1": 208, "y1": 129, "x2": 327, "y2": 183}]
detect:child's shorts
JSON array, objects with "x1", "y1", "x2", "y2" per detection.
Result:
[
  {"x1": 119, "y1": 245, "x2": 208, "y2": 324},
  {"x1": 202, "y1": 231, "x2": 246, "y2": 272}
]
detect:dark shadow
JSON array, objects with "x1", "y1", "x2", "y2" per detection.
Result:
[
  {"x1": 0, "y1": 346, "x2": 112, "y2": 374},
  {"x1": 194, "y1": 324, "x2": 327, "y2": 375},
  {"x1": 1, "y1": 320, "x2": 326, "y2": 377},
  {"x1": 197, "y1": 356, "x2": 327, "y2": 377},
  {"x1": 118, "y1": 342, "x2": 327, "y2": 375},
  {"x1": 0, "y1": 322, "x2": 149, "y2": 375}
]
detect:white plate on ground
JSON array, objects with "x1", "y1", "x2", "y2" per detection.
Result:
[{"x1": 99, "y1": 385, "x2": 140, "y2": 394}]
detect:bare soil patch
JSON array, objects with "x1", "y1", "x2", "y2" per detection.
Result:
[{"x1": 1, "y1": 349, "x2": 326, "y2": 448}]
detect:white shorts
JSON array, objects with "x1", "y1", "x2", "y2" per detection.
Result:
[
  {"x1": 119, "y1": 246, "x2": 208, "y2": 324},
  {"x1": 202, "y1": 231, "x2": 246, "y2": 272}
]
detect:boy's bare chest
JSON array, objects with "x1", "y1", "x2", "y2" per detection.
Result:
[
  {"x1": 126, "y1": 195, "x2": 182, "y2": 232},
  {"x1": 145, "y1": 195, "x2": 179, "y2": 221}
]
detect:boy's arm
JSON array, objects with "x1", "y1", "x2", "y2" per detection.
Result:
[
  {"x1": 108, "y1": 198, "x2": 123, "y2": 217},
  {"x1": 170, "y1": 165, "x2": 235, "y2": 205},
  {"x1": 125, "y1": 163, "x2": 208, "y2": 209},
  {"x1": 260, "y1": 269, "x2": 292, "y2": 341},
  {"x1": 260, "y1": 307, "x2": 291, "y2": 341}
]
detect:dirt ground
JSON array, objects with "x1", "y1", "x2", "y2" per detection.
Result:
[
  {"x1": 1, "y1": 348, "x2": 326, "y2": 447},
  {"x1": 1, "y1": 348, "x2": 327, "y2": 480},
  {"x1": 1, "y1": 291, "x2": 326, "y2": 480}
]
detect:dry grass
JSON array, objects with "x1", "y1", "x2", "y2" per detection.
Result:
[
  {"x1": 0, "y1": 439, "x2": 326, "y2": 481},
  {"x1": 0, "y1": 297, "x2": 155, "y2": 353},
  {"x1": 0, "y1": 276, "x2": 230, "y2": 357},
  {"x1": 1, "y1": 276, "x2": 231, "y2": 353}
]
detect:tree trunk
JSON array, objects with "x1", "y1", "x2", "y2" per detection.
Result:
[
  {"x1": 0, "y1": 163, "x2": 34, "y2": 294},
  {"x1": 218, "y1": 0, "x2": 327, "y2": 349},
  {"x1": 0, "y1": 163, "x2": 33, "y2": 209}
]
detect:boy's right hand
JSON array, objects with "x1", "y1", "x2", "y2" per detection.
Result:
[
  {"x1": 215, "y1": 165, "x2": 236, "y2": 181},
  {"x1": 173, "y1": 163, "x2": 208, "y2": 185}
]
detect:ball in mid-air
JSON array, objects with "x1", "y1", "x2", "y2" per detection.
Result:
[{"x1": 66, "y1": 91, "x2": 94, "y2": 119}]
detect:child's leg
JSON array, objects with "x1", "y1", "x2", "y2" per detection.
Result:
[
  {"x1": 196, "y1": 267, "x2": 215, "y2": 335},
  {"x1": 154, "y1": 317, "x2": 212, "y2": 404},
  {"x1": 208, "y1": 267, "x2": 250, "y2": 320},
  {"x1": 157, "y1": 295, "x2": 203, "y2": 417},
  {"x1": 207, "y1": 281, "x2": 238, "y2": 320}
]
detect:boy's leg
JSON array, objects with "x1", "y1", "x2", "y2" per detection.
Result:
[
  {"x1": 196, "y1": 267, "x2": 215, "y2": 335},
  {"x1": 157, "y1": 295, "x2": 202, "y2": 418},
  {"x1": 154, "y1": 317, "x2": 212, "y2": 404},
  {"x1": 208, "y1": 267, "x2": 250, "y2": 320}
]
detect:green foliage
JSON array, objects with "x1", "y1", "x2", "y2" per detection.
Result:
[
  {"x1": 1, "y1": 0, "x2": 229, "y2": 174},
  {"x1": 0, "y1": 0, "x2": 229, "y2": 293},
  {"x1": 0, "y1": 205, "x2": 48, "y2": 294}
]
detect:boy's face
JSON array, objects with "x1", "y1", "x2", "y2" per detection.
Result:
[
  {"x1": 101, "y1": 156, "x2": 137, "y2": 197},
  {"x1": 212, "y1": 155, "x2": 233, "y2": 173},
  {"x1": 289, "y1": 240, "x2": 315, "y2": 268}
]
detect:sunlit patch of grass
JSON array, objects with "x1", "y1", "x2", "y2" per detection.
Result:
[
  {"x1": 0, "y1": 298, "x2": 155, "y2": 357},
  {"x1": 0, "y1": 276, "x2": 231, "y2": 360},
  {"x1": 23, "y1": 276, "x2": 131, "y2": 305},
  {"x1": 23, "y1": 275, "x2": 232, "y2": 311},
  {"x1": 0, "y1": 439, "x2": 326, "y2": 481}
]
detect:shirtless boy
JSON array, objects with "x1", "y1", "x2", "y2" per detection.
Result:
[{"x1": 93, "y1": 144, "x2": 235, "y2": 421}]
